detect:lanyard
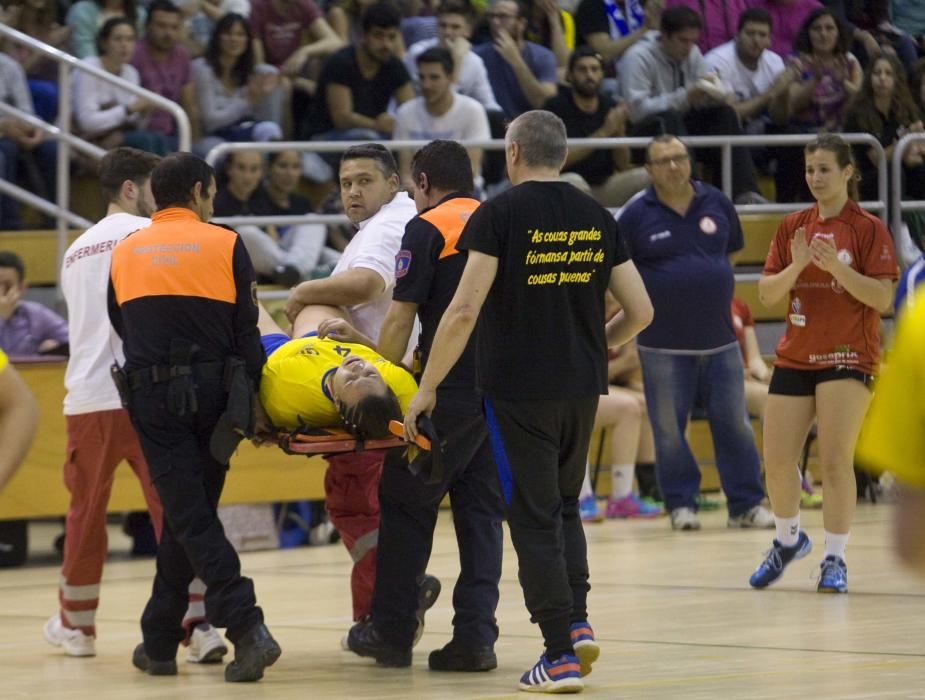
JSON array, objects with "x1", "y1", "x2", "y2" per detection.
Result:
[{"x1": 604, "y1": 0, "x2": 644, "y2": 39}]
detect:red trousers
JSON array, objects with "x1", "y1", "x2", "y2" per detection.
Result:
[
  {"x1": 324, "y1": 450, "x2": 385, "y2": 621},
  {"x1": 60, "y1": 410, "x2": 204, "y2": 637}
]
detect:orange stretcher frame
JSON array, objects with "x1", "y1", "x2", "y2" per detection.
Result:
[{"x1": 276, "y1": 420, "x2": 430, "y2": 456}]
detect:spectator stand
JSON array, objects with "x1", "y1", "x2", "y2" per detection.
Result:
[{"x1": 0, "y1": 21, "x2": 192, "y2": 288}]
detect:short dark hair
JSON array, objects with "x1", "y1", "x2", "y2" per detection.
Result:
[
  {"x1": 0, "y1": 251, "x2": 25, "y2": 283},
  {"x1": 737, "y1": 6, "x2": 772, "y2": 33},
  {"x1": 340, "y1": 143, "x2": 399, "y2": 180},
  {"x1": 435, "y1": 0, "x2": 475, "y2": 22},
  {"x1": 644, "y1": 133, "x2": 689, "y2": 162},
  {"x1": 410, "y1": 140, "x2": 474, "y2": 194},
  {"x1": 150, "y1": 152, "x2": 215, "y2": 210},
  {"x1": 506, "y1": 110, "x2": 567, "y2": 169},
  {"x1": 660, "y1": 5, "x2": 702, "y2": 36},
  {"x1": 337, "y1": 388, "x2": 403, "y2": 439},
  {"x1": 417, "y1": 46, "x2": 454, "y2": 75},
  {"x1": 146, "y1": 0, "x2": 182, "y2": 25},
  {"x1": 794, "y1": 8, "x2": 850, "y2": 55},
  {"x1": 99, "y1": 147, "x2": 161, "y2": 204},
  {"x1": 568, "y1": 45, "x2": 604, "y2": 74},
  {"x1": 96, "y1": 16, "x2": 135, "y2": 55},
  {"x1": 362, "y1": 1, "x2": 402, "y2": 32}
]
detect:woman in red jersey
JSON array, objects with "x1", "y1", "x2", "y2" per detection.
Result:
[{"x1": 748, "y1": 133, "x2": 897, "y2": 594}]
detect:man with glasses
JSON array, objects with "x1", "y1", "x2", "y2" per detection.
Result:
[
  {"x1": 616, "y1": 134, "x2": 774, "y2": 532},
  {"x1": 474, "y1": 0, "x2": 558, "y2": 120}
]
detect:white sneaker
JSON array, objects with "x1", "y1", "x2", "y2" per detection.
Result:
[
  {"x1": 186, "y1": 624, "x2": 228, "y2": 664},
  {"x1": 728, "y1": 504, "x2": 775, "y2": 529},
  {"x1": 670, "y1": 507, "x2": 701, "y2": 531},
  {"x1": 43, "y1": 613, "x2": 96, "y2": 657}
]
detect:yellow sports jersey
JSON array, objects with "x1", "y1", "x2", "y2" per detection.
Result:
[
  {"x1": 0, "y1": 348, "x2": 7, "y2": 374},
  {"x1": 856, "y1": 287, "x2": 925, "y2": 489},
  {"x1": 259, "y1": 335, "x2": 418, "y2": 430}
]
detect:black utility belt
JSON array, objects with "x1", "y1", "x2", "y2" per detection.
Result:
[{"x1": 127, "y1": 361, "x2": 225, "y2": 391}]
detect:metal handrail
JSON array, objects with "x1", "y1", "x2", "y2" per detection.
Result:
[{"x1": 0, "y1": 22, "x2": 193, "y2": 279}]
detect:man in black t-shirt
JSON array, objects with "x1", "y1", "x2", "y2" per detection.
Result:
[
  {"x1": 544, "y1": 46, "x2": 649, "y2": 206},
  {"x1": 300, "y1": 2, "x2": 414, "y2": 139},
  {"x1": 329, "y1": 140, "x2": 505, "y2": 672},
  {"x1": 403, "y1": 111, "x2": 653, "y2": 694}
]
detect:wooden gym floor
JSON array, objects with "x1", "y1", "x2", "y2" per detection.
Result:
[{"x1": 2, "y1": 503, "x2": 924, "y2": 699}]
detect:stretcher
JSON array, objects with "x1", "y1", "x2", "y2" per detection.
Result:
[
  {"x1": 276, "y1": 419, "x2": 443, "y2": 483},
  {"x1": 276, "y1": 420, "x2": 431, "y2": 456}
]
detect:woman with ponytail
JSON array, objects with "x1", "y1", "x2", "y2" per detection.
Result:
[{"x1": 748, "y1": 133, "x2": 897, "y2": 595}]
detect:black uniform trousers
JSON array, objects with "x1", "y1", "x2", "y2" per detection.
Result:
[
  {"x1": 129, "y1": 375, "x2": 263, "y2": 661},
  {"x1": 372, "y1": 388, "x2": 504, "y2": 650},
  {"x1": 482, "y1": 395, "x2": 598, "y2": 657}
]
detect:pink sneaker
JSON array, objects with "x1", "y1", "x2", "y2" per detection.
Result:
[{"x1": 605, "y1": 494, "x2": 663, "y2": 519}]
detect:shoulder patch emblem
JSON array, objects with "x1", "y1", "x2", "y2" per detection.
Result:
[{"x1": 395, "y1": 249, "x2": 412, "y2": 278}]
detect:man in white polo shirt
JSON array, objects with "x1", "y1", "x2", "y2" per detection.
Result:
[
  {"x1": 43, "y1": 147, "x2": 226, "y2": 665},
  {"x1": 394, "y1": 47, "x2": 491, "y2": 192},
  {"x1": 703, "y1": 6, "x2": 794, "y2": 135},
  {"x1": 285, "y1": 143, "x2": 422, "y2": 639}
]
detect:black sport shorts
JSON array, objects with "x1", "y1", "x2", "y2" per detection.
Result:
[{"x1": 768, "y1": 366, "x2": 873, "y2": 396}]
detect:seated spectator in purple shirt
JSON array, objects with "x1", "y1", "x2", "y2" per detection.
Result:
[
  {"x1": 131, "y1": 0, "x2": 197, "y2": 151},
  {"x1": 665, "y1": 0, "x2": 746, "y2": 53},
  {"x1": 474, "y1": 0, "x2": 557, "y2": 119},
  {"x1": 0, "y1": 252, "x2": 68, "y2": 356},
  {"x1": 249, "y1": 0, "x2": 343, "y2": 79}
]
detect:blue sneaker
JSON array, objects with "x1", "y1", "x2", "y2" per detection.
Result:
[
  {"x1": 817, "y1": 555, "x2": 848, "y2": 593},
  {"x1": 569, "y1": 621, "x2": 599, "y2": 677},
  {"x1": 748, "y1": 531, "x2": 812, "y2": 588},
  {"x1": 518, "y1": 653, "x2": 583, "y2": 693},
  {"x1": 579, "y1": 495, "x2": 603, "y2": 523}
]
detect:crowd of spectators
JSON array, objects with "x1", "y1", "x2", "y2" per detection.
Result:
[
  {"x1": 1, "y1": 0, "x2": 924, "y2": 289},
  {"x1": 1, "y1": 0, "x2": 924, "y2": 230}
]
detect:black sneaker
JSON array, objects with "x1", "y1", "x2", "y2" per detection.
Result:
[
  {"x1": 413, "y1": 574, "x2": 441, "y2": 646},
  {"x1": 346, "y1": 619, "x2": 412, "y2": 667},
  {"x1": 132, "y1": 643, "x2": 178, "y2": 676},
  {"x1": 428, "y1": 639, "x2": 497, "y2": 672},
  {"x1": 271, "y1": 264, "x2": 302, "y2": 287},
  {"x1": 224, "y1": 623, "x2": 282, "y2": 683}
]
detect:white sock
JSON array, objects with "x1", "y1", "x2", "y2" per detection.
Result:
[
  {"x1": 610, "y1": 464, "x2": 634, "y2": 500},
  {"x1": 824, "y1": 531, "x2": 849, "y2": 561},
  {"x1": 775, "y1": 514, "x2": 800, "y2": 547},
  {"x1": 580, "y1": 465, "x2": 594, "y2": 500}
]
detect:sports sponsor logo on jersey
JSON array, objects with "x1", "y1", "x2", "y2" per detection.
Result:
[
  {"x1": 648, "y1": 229, "x2": 671, "y2": 243},
  {"x1": 789, "y1": 297, "x2": 806, "y2": 327},
  {"x1": 395, "y1": 250, "x2": 412, "y2": 278},
  {"x1": 837, "y1": 249, "x2": 853, "y2": 266},
  {"x1": 699, "y1": 216, "x2": 717, "y2": 234}
]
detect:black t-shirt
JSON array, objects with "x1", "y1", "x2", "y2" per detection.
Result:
[
  {"x1": 574, "y1": 0, "x2": 609, "y2": 45},
  {"x1": 393, "y1": 193, "x2": 480, "y2": 390},
  {"x1": 458, "y1": 180, "x2": 630, "y2": 400},
  {"x1": 544, "y1": 86, "x2": 616, "y2": 186},
  {"x1": 213, "y1": 188, "x2": 255, "y2": 217},
  {"x1": 249, "y1": 186, "x2": 314, "y2": 216},
  {"x1": 307, "y1": 46, "x2": 411, "y2": 136}
]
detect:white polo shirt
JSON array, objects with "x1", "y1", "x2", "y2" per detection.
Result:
[
  {"x1": 333, "y1": 191, "x2": 418, "y2": 345},
  {"x1": 62, "y1": 212, "x2": 150, "y2": 415},
  {"x1": 703, "y1": 40, "x2": 785, "y2": 106}
]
